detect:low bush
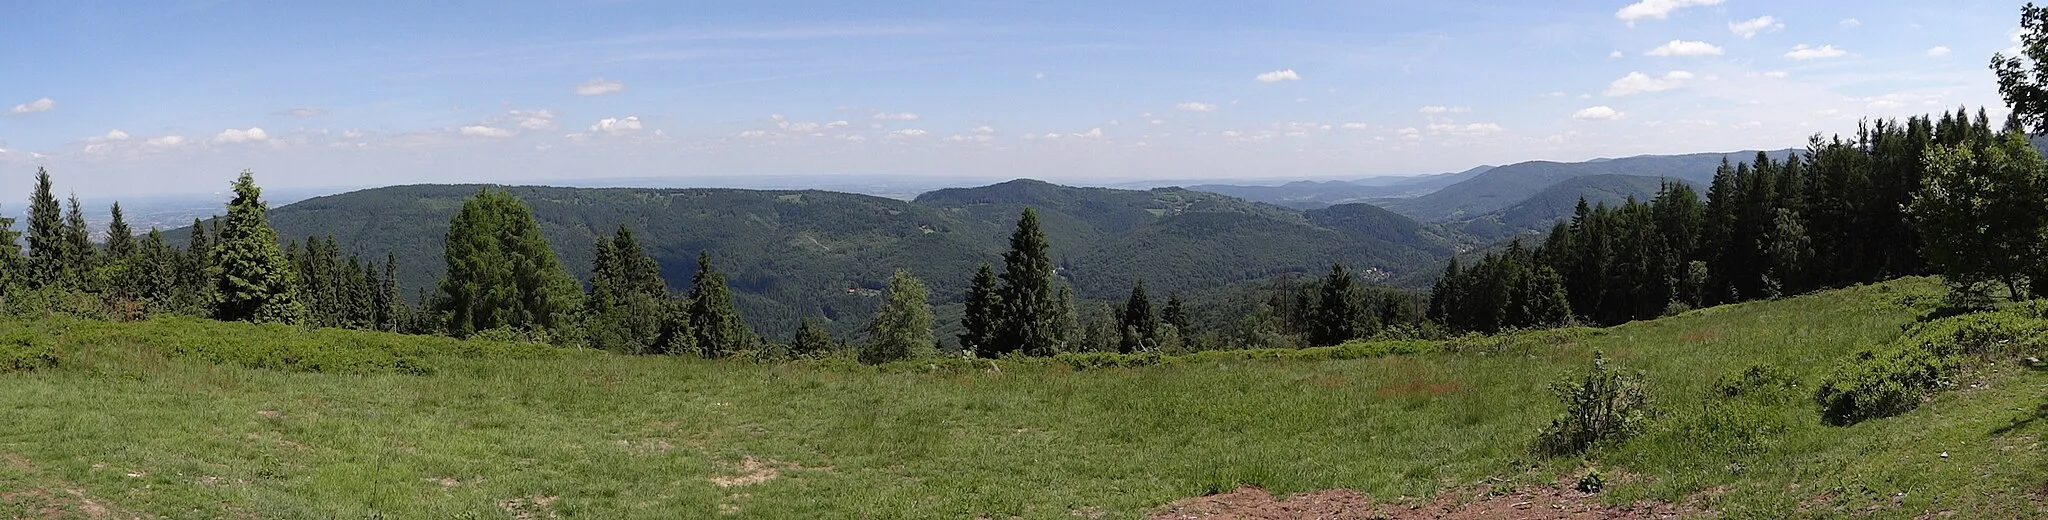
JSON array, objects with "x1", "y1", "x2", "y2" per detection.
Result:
[
  {"x1": 1712, "y1": 363, "x2": 1801, "y2": 402},
  {"x1": 0, "y1": 330, "x2": 58, "y2": 372},
  {"x1": 1534, "y1": 351, "x2": 1650, "y2": 457},
  {"x1": 1813, "y1": 345, "x2": 1955, "y2": 426}
]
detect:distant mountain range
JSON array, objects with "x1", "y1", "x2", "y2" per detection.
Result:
[
  {"x1": 180, "y1": 180, "x2": 1467, "y2": 338},
  {"x1": 1186, "y1": 166, "x2": 1495, "y2": 210}
]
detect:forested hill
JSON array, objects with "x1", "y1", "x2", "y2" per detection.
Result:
[
  {"x1": 1373, "y1": 150, "x2": 1796, "y2": 221},
  {"x1": 1451, "y1": 174, "x2": 1690, "y2": 240},
  {"x1": 181, "y1": 179, "x2": 1463, "y2": 334}
]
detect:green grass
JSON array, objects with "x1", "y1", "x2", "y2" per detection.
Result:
[{"x1": 2, "y1": 277, "x2": 2046, "y2": 518}]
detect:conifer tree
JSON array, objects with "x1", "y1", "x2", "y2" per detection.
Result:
[
  {"x1": 211, "y1": 171, "x2": 305, "y2": 324},
  {"x1": 25, "y1": 169, "x2": 63, "y2": 288},
  {"x1": 1117, "y1": 280, "x2": 1158, "y2": 353},
  {"x1": 378, "y1": 251, "x2": 401, "y2": 331},
  {"x1": 996, "y1": 208, "x2": 1059, "y2": 356},
  {"x1": 435, "y1": 188, "x2": 580, "y2": 337},
  {"x1": 62, "y1": 195, "x2": 95, "y2": 282},
  {"x1": 959, "y1": 263, "x2": 1000, "y2": 357},
  {"x1": 587, "y1": 225, "x2": 668, "y2": 353},
  {"x1": 1307, "y1": 263, "x2": 1359, "y2": 346},
  {"x1": 686, "y1": 252, "x2": 747, "y2": 358},
  {"x1": 1161, "y1": 292, "x2": 1190, "y2": 334},
  {"x1": 862, "y1": 269, "x2": 933, "y2": 364},
  {"x1": 133, "y1": 228, "x2": 178, "y2": 304},
  {"x1": 789, "y1": 317, "x2": 833, "y2": 358},
  {"x1": 0, "y1": 209, "x2": 21, "y2": 290},
  {"x1": 105, "y1": 202, "x2": 135, "y2": 260}
]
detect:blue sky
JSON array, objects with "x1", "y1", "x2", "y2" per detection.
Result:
[{"x1": 0, "y1": 0, "x2": 2025, "y2": 199}]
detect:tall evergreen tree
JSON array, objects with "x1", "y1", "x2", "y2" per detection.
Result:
[
  {"x1": 378, "y1": 251, "x2": 401, "y2": 332},
  {"x1": 996, "y1": 208, "x2": 1060, "y2": 356},
  {"x1": 960, "y1": 263, "x2": 1000, "y2": 356},
  {"x1": 133, "y1": 229, "x2": 178, "y2": 304},
  {"x1": 0, "y1": 208, "x2": 21, "y2": 291},
  {"x1": 1307, "y1": 263, "x2": 1360, "y2": 346},
  {"x1": 1161, "y1": 291, "x2": 1190, "y2": 335},
  {"x1": 789, "y1": 317, "x2": 834, "y2": 359},
  {"x1": 434, "y1": 188, "x2": 581, "y2": 337},
  {"x1": 686, "y1": 252, "x2": 748, "y2": 358},
  {"x1": 211, "y1": 171, "x2": 305, "y2": 324},
  {"x1": 25, "y1": 169, "x2": 63, "y2": 288},
  {"x1": 587, "y1": 225, "x2": 668, "y2": 353},
  {"x1": 862, "y1": 269, "x2": 933, "y2": 364},
  {"x1": 1116, "y1": 280, "x2": 1158, "y2": 353},
  {"x1": 105, "y1": 202, "x2": 135, "y2": 260},
  {"x1": 61, "y1": 194, "x2": 96, "y2": 282}
]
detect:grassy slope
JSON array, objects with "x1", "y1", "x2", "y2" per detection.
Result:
[{"x1": 2, "y1": 277, "x2": 2045, "y2": 518}]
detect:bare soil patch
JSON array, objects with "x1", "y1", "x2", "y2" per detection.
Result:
[{"x1": 1151, "y1": 483, "x2": 1697, "y2": 520}]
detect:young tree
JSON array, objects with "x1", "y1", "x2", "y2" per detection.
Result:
[
  {"x1": 105, "y1": 202, "x2": 136, "y2": 260},
  {"x1": 62, "y1": 194, "x2": 96, "y2": 282},
  {"x1": 24, "y1": 169, "x2": 62, "y2": 287},
  {"x1": 862, "y1": 269, "x2": 933, "y2": 364},
  {"x1": 435, "y1": 188, "x2": 581, "y2": 337},
  {"x1": 1161, "y1": 292, "x2": 1190, "y2": 334},
  {"x1": 132, "y1": 228, "x2": 179, "y2": 304},
  {"x1": 1116, "y1": 280, "x2": 1158, "y2": 353},
  {"x1": 0, "y1": 208, "x2": 22, "y2": 290},
  {"x1": 789, "y1": 317, "x2": 834, "y2": 359},
  {"x1": 1307, "y1": 263, "x2": 1360, "y2": 346},
  {"x1": 996, "y1": 208, "x2": 1060, "y2": 356},
  {"x1": 960, "y1": 263, "x2": 1000, "y2": 357},
  {"x1": 1910, "y1": 131, "x2": 2048, "y2": 299},
  {"x1": 686, "y1": 252, "x2": 748, "y2": 358},
  {"x1": 377, "y1": 251, "x2": 402, "y2": 332},
  {"x1": 211, "y1": 171, "x2": 306, "y2": 324}
]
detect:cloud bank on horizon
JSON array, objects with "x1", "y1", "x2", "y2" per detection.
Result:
[{"x1": 0, "y1": 0, "x2": 2021, "y2": 199}]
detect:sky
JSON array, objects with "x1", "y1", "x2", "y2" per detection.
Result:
[{"x1": 0, "y1": 0, "x2": 2028, "y2": 200}]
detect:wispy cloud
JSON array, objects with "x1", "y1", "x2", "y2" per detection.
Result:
[
  {"x1": 1616, "y1": 0, "x2": 1723, "y2": 26},
  {"x1": 1784, "y1": 44, "x2": 1848, "y2": 60},
  {"x1": 872, "y1": 112, "x2": 920, "y2": 121},
  {"x1": 575, "y1": 78, "x2": 626, "y2": 96},
  {"x1": 1572, "y1": 106, "x2": 1623, "y2": 120},
  {"x1": 1646, "y1": 40, "x2": 1723, "y2": 57},
  {"x1": 1604, "y1": 71, "x2": 1693, "y2": 96},
  {"x1": 279, "y1": 107, "x2": 327, "y2": 118},
  {"x1": 1927, "y1": 46, "x2": 1952, "y2": 57},
  {"x1": 1729, "y1": 16, "x2": 1783, "y2": 39},
  {"x1": 460, "y1": 126, "x2": 513, "y2": 138},
  {"x1": 1175, "y1": 102, "x2": 1217, "y2": 112},
  {"x1": 214, "y1": 127, "x2": 270, "y2": 144},
  {"x1": 1254, "y1": 69, "x2": 1302, "y2": 83},
  {"x1": 8, "y1": 97, "x2": 55, "y2": 114}
]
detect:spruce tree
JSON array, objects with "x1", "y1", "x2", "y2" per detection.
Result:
[
  {"x1": 1308, "y1": 263, "x2": 1360, "y2": 346},
  {"x1": 0, "y1": 210, "x2": 21, "y2": 291},
  {"x1": 789, "y1": 317, "x2": 833, "y2": 358},
  {"x1": 996, "y1": 208, "x2": 1059, "y2": 356},
  {"x1": 435, "y1": 188, "x2": 581, "y2": 337},
  {"x1": 211, "y1": 171, "x2": 305, "y2": 324},
  {"x1": 105, "y1": 202, "x2": 135, "y2": 260},
  {"x1": 587, "y1": 225, "x2": 668, "y2": 353},
  {"x1": 378, "y1": 251, "x2": 401, "y2": 332},
  {"x1": 960, "y1": 263, "x2": 1000, "y2": 356},
  {"x1": 686, "y1": 252, "x2": 747, "y2": 358},
  {"x1": 133, "y1": 229, "x2": 178, "y2": 304},
  {"x1": 1161, "y1": 292, "x2": 1190, "y2": 334},
  {"x1": 862, "y1": 269, "x2": 933, "y2": 364},
  {"x1": 62, "y1": 194, "x2": 96, "y2": 283},
  {"x1": 1117, "y1": 280, "x2": 1157, "y2": 353},
  {"x1": 25, "y1": 169, "x2": 62, "y2": 288}
]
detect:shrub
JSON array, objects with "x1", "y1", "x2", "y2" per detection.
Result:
[
  {"x1": 1813, "y1": 345, "x2": 1955, "y2": 425},
  {"x1": 1712, "y1": 363, "x2": 1801, "y2": 402},
  {"x1": 1534, "y1": 351, "x2": 1650, "y2": 457},
  {"x1": 1575, "y1": 467, "x2": 1606, "y2": 493},
  {"x1": 0, "y1": 330, "x2": 58, "y2": 372}
]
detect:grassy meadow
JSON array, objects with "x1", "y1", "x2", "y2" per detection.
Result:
[{"x1": 2, "y1": 276, "x2": 2047, "y2": 518}]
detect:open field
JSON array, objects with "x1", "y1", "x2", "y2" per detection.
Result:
[{"x1": 3, "y1": 277, "x2": 2046, "y2": 518}]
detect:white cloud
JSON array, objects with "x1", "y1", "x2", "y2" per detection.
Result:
[
  {"x1": 1610, "y1": 50, "x2": 1625, "y2": 59},
  {"x1": 8, "y1": 97, "x2": 54, "y2": 114},
  {"x1": 1418, "y1": 105, "x2": 1470, "y2": 114},
  {"x1": 1759, "y1": 70, "x2": 1789, "y2": 78},
  {"x1": 104, "y1": 129, "x2": 130, "y2": 141},
  {"x1": 873, "y1": 112, "x2": 920, "y2": 121},
  {"x1": 1427, "y1": 122, "x2": 1504, "y2": 135},
  {"x1": 1604, "y1": 71, "x2": 1693, "y2": 96},
  {"x1": 1646, "y1": 40, "x2": 1724, "y2": 56},
  {"x1": 735, "y1": 130, "x2": 772, "y2": 138},
  {"x1": 1616, "y1": 0, "x2": 1723, "y2": 25},
  {"x1": 1340, "y1": 122, "x2": 1370, "y2": 130},
  {"x1": 575, "y1": 78, "x2": 626, "y2": 96},
  {"x1": 1572, "y1": 106, "x2": 1623, "y2": 120},
  {"x1": 1785, "y1": 44, "x2": 1848, "y2": 60},
  {"x1": 146, "y1": 135, "x2": 187, "y2": 147},
  {"x1": 1255, "y1": 69, "x2": 1302, "y2": 83},
  {"x1": 1073, "y1": 128, "x2": 1104, "y2": 139},
  {"x1": 973, "y1": 126, "x2": 995, "y2": 134},
  {"x1": 824, "y1": 120, "x2": 849, "y2": 129},
  {"x1": 1176, "y1": 102, "x2": 1217, "y2": 112},
  {"x1": 214, "y1": 127, "x2": 270, "y2": 143},
  {"x1": 1541, "y1": 91, "x2": 1567, "y2": 98},
  {"x1": 507, "y1": 110, "x2": 557, "y2": 130},
  {"x1": 887, "y1": 128, "x2": 928, "y2": 138},
  {"x1": 460, "y1": 125, "x2": 514, "y2": 138},
  {"x1": 1927, "y1": 46, "x2": 1952, "y2": 57},
  {"x1": 1729, "y1": 16, "x2": 1784, "y2": 39},
  {"x1": 281, "y1": 107, "x2": 327, "y2": 118},
  {"x1": 590, "y1": 116, "x2": 643, "y2": 134},
  {"x1": 1839, "y1": 18, "x2": 1861, "y2": 27}
]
